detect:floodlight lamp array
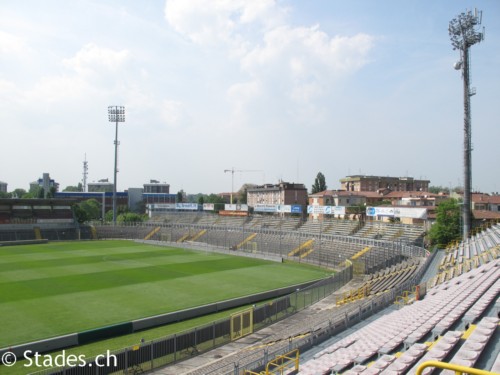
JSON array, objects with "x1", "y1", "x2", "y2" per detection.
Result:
[
  {"x1": 449, "y1": 10, "x2": 484, "y2": 51},
  {"x1": 108, "y1": 106, "x2": 126, "y2": 122}
]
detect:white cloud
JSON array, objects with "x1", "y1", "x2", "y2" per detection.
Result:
[
  {"x1": 62, "y1": 43, "x2": 130, "y2": 77},
  {"x1": 164, "y1": 0, "x2": 374, "y2": 127},
  {"x1": 159, "y1": 99, "x2": 191, "y2": 129},
  {"x1": 164, "y1": 0, "x2": 285, "y2": 46},
  {"x1": 0, "y1": 30, "x2": 30, "y2": 57}
]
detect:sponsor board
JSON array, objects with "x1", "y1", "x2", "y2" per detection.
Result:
[
  {"x1": 254, "y1": 204, "x2": 278, "y2": 213},
  {"x1": 225, "y1": 204, "x2": 249, "y2": 212},
  {"x1": 307, "y1": 205, "x2": 346, "y2": 215},
  {"x1": 203, "y1": 203, "x2": 215, "y2": 211},
  {"x1": 175, "y1": 203, "x2": 199, "y2": 210},
  {"x1": 219, "y1": 210, "x2": 248, "y2": 216},
  {"x1": 366, "y1": 206, "x2": 427, "y2": 219}
]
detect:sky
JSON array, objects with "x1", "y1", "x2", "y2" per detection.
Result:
[{"x1": 1, "y1": 0, "x2": 499, "y2": 195}]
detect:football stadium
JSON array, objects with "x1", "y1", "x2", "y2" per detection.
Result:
[
  {"x1": 1, "y1": 3, "x2": 499, "y2": 375},
  {"x1": 0, "y1": 204, "x2": 499, "y2": 375}
]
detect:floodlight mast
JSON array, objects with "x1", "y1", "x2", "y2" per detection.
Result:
[
  {"x1": 449, "y1": 9, "x2": 484, "y2": 241},
  {"x1": 108, "y1": 106, "x2": 125, "y2": 224}
]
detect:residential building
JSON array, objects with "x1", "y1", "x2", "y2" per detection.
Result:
[
  {"x1": 340, "y1": 175, "x2": 430, "y2": 192},
  {"x1": 88, "y1": 179, "x2": 114, "y2": 192},
  {"x1": 471, "y1": 193, "x2": 500, "y2": 212},
  {"x1": 308, "y1": 190, "x2": 367, "y2": 207},
  {"x1": 0, "y1": 181, "x2": 7, "y2": 193},
  {"x1": 141, "y1": 180, "x2": 175, "y2": 205},
  {"x1": 143, "y1": 180, "x2": 170, "y2": 194},
  {"x1": 247, "y1": 182, "x2": 307, "y2": 207},
  {"x1": 383, "y1": 191, "x2": 446, "y2": 207},
  {"x1": 30, "y1": 173, "x2": 59, "y2": 197}
]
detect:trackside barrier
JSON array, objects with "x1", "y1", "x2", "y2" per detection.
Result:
[
  {"x1": 28, "y1": 222, "x2": 432, "y2": 375},
  {"x1": 1, "y1": 281, "x2": 318, "y2": 358},
  {"x1": 28, "y1": 265, "x2": 353, "y2": 375},
  {"x1": 93, "y1": 222, "x2": 427, "y2": 273}
]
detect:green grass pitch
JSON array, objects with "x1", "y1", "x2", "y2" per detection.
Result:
[{"x1": 0, "y1": 240, "x2": 329, "y2": 348}]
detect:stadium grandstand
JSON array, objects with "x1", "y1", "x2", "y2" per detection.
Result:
[{"x1": 0, "y1": 205, "x2": 498, "y2": 374}]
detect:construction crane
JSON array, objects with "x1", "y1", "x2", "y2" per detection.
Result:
[{"x1": 224, "y1": 168, "x2": 264, "y2": 204}]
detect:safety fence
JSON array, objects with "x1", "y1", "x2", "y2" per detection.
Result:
[
  {"x1": 30, "y1": 265, "x2": 353, "y2": 375},
  {"x1": 94, "y1": 222, "x2": 427, "y2": 274},
  {"x1": 20, "y1": 221, "x2": 432, "y2": 375}
]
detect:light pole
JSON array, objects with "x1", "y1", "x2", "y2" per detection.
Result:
[
  {"x1": 449, "y1": 9, "x2": 484, "y2": 241},
  {"x1": 108, "y1": 106, "x2": 125, "y2": 224}
]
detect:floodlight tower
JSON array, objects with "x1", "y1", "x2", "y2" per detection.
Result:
[
  {"x1": 108, "y1": 106, "x2": 125, "y2": 224},
  {"x1": 449, "y1": 9, "x2": 484, "y2": 241}
]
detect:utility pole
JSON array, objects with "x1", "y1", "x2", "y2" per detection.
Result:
[
  {"x1": 224, "y1": 168, "x2": 264, "y2": 204},
  {"x1": 449, "y1": 9, "x2": 484, "y2": 241}
]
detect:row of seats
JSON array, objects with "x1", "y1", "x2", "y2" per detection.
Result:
[
  {"x1": 159, "y1": 225, "x2": 408, "y2": 272},
  {"x1": 297, "y1": 259, "x2": 499, "y2": 374},
  {"x1": 442, "y1": 224, "x2": 500, "y2": 269},
  {"x1": 431, "y1": 224, "x2": 500, "y2": 288},
  {"x1": 151, "y1": 213, "x2": 425, "y2": 244}
]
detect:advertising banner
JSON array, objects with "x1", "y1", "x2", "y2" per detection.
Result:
[
  {"x1": 366, "y1": 207, "x2": 395, "y2": 217},
  {"x1": 277, "y1": 205, "x2": 292, "y2": 213},
  {"x1": 307, "y1": 205, "x2": 345, "y2": 215},
  {"x1": 225, "y1": 204, "x2": 249, "y2": 212},
  {"x1": 175, "y1": 203, "x2": 199, "y2": 210},
  {"x1": 394, "y1": 207, "x2": 428, "y2": 219},
  {"x1": 203, "y1": 203, "x2": 215, "y2": 211},
  {"x1": 254, "y1": 204, "x2": 278, "y2": 213}
]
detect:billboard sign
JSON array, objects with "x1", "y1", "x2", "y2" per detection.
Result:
[
  {"x1": 307, "y1": 205, "x2": 345, "y2": 215},
  {"x1": 225, "y1": 204, "x2": 249, "y2": 212},
  {"x1": 394, "y1": 207, "x2": 428, "y2": 219},
  {"x1": 254, "y1": 204, "x2": 278, "y2": 213},
  {"x1": 277, "y1": 205, "x2": 291, "y2": 213},
  {"x1": 175, "y1": 203, "x2": 199, "y2": 210},
  {"x1": 366, "y1": 207, "x2": 395, "y2": 217}
]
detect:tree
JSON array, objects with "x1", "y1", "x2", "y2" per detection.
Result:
[
  {"x1": 311, "y1": 172, "x2": 327, "y2": 194},
  {"x1": 237, "y1": 183, "x2": 257, "y2": 204},
  {"x1": 64, "y1": 183, "x2": 83, "y2": 192},
  {"x1": 0, "y1": 191, "x2": 12, "y2": 198},
  {"x1": 205, "y1": 193, "x2": 226, "y2": 212},
  {"x1": 73, "y1": 199, "x2": 102, "y2": 223},
  {"x1": 12, "y1": 188, "x2": 27, "y2": 198},
  {"x1": 117, "y1": 212, "x2": 146, "y2": 223},
  {"x1": 429, "y1": 186, "x2": 450, "y2": 194},
  {"x1": 428, "y1": 198, "x2": 462, "y2": 247},
  {"x1": 176, "y1": 190, "x2": 185, "y2": 203}
]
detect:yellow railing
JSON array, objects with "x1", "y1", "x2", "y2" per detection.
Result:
[
  {"x1": 235, "y1": 233, "x2": 257, "y2": 250},
  {"x1": 288, "y1": 239, "x2": 315, "y2": 257},
  {"x1": 265, "y1": 349, "x2": 300, "y2": 375},
  {"x1": 176, "y1": 233, "x2": 190, "y2": 243},
  {"x1": 416, "y1": 360, "x2": 496, "y2": 375},
  {"x1": 351, "y1": 246, "x2": 372, "y2": 260},
  {"x1": 190, "y1": 229, "x2": 207, "y2": 241},
  {"x1": 144, "y1": 226, "x2": 161, "y2": 240},
  {"x1": 336, "y1": 285, "x2": 370, "y2": 306}
]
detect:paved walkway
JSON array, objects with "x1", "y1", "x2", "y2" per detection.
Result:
[{"x1": 151, "y1": 276, "x2": 367, "y2": 375}]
